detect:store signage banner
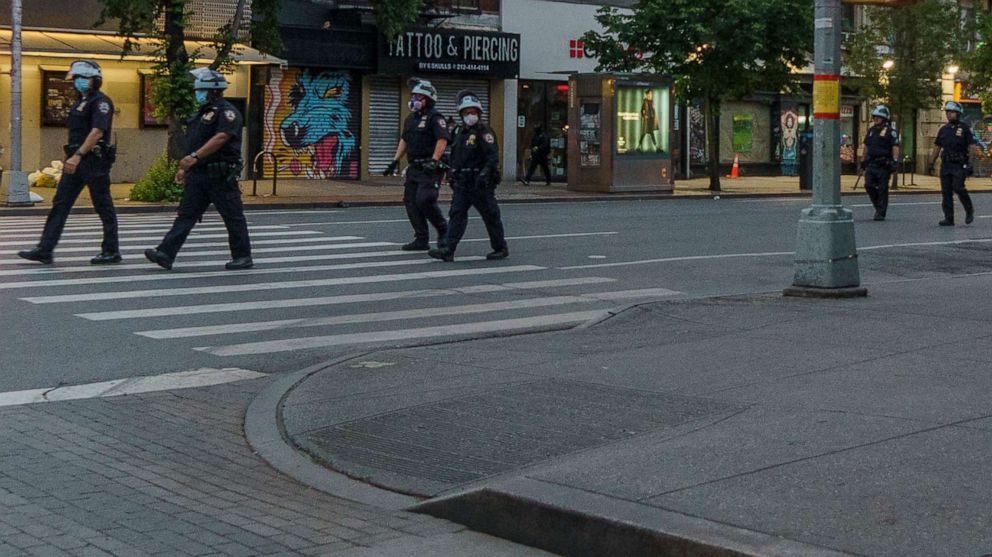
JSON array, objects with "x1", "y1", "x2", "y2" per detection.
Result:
[{"x1": 378, "y1": 28, "x2": 521, "y2": 78}]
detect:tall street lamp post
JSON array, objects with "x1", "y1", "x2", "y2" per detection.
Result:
[{"x1": 4, "y1": 0, "x2": 33, "y2": 207}]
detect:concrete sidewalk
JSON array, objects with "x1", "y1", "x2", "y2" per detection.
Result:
[
  {"x1": 277, "y1": 272, "x2": 992, "y2": 556},
  {"x1": 5, "y1": 172, "x2": 990, "y2": 212}
]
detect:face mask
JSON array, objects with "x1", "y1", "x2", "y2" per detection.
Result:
[
  {"x1": 462, "y1": 114, "x2": 479, "y2": 127},
  {"x1": 409, "y1": 96, "x2": 425, "y2": 111},
  {"x1": 195, "y1": 90, "x2": 209, "y2": 105},
  {"x1": 73, "y1": 77, "x2": 90, "y2": 94}
]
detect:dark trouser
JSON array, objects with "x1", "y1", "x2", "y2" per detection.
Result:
[
  {"x1": 39, "y1": 168, "x2": 118, "y2": 255},
  {"x1": 157, "y1": 170, "x2": 251, "y2": 259},
  {"x1": 445, "y1": 183, "x2": 507, "y2": 252},
  {"x1": 525, "y1": 157, "x2": 551, "y2": 184},
  {"x1": 403, "y1": 167, "x2": 447, "y2": 244},
  {"x1": 940, "y1": 165, "x2": 974, "y2": 222},
  {"x1": 864, "y1": 164, "x2": 891, "y2": 217}
]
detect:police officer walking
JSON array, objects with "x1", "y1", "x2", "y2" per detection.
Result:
[
  {"x1": 384, "y1": 78, "x2": 449, "y2": 250},
  {"x1": 145, "y1": 68, "x2": 252, "y2": 270},
  {"x1": 429, "y1": 91, "x2": 508, "y2": 263},
  {"x1": 929, "y1": 101, "x2": 983, "y2": 226},
  {"x1": 860, "y1": 105, "x2": 900, "y2": 221},
  {"x1": 18, "y1": 60, "x2": 119, "y2": 265}
]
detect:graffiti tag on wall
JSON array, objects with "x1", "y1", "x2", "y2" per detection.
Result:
[{"x1": 263, "y1": 68, "x2": 360, "y2": 179}]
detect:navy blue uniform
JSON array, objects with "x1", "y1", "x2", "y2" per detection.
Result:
[
  {"x1": 156, "y1": 98, "x2": 251, "y2": 260},
  {"x1": 401, "y1": 108, "x2": 450, "y2": 246},
  {"x1": 935, "y1": 121, "x2": 976, "y2": 222},
  {"x1": 38, "y1": 91, "x2": 118, "y2": 255},
  {"x1": 862, "y1": 123, "x2": 899, "y2": 218},
  {"x1": 444, "y1": 124, "x2": 507, "y2": 253}
]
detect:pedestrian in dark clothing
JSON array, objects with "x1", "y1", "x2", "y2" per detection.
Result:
[
  {"x1": 860, "y1": 104, "x2": 900, "y2": 221},
  {"x1": 18, "y1": 60, "x2": 119, "y2": 265},
  {"x1": 383, "y1": 78, "x2": 449, "y2": 250},
  {"x1": 522, "y1": 125, "x2": 551, "y2": 186},
  {"x1": 145, "y1": 67, "x2": 252, "y2": 270},
  {"x1": 429, "y1": 91, "x2": 508, "y2": 263},
  {"x1": 928, "y1": 101, "x2": 984, "y2": 226},
  {"x1": 639, "y1": 89, "x2": 659, "y2": 151}
]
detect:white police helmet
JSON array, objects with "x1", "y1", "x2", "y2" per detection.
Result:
[
  {"x1": 190, "y1": 67, "x2": 229, "y2": 90},
  {"x1": 871, "y1": 105, "x2": 890, "y2": 120},
  {"x1": 65, "y1": 60, "x2": 102, "y2": 80},
  {"x1": 455, "y1": 90, "x2": 483, "y2": 114},
  {"x1": 408, "y1": 77, "x2": 438, "y2": 102},
  {"x1": 943, "y1": 101, "x2": 964, "y2": 114}
]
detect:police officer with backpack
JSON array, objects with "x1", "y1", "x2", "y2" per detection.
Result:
[
  {"x1": 383, "y1": 78, "x2": 449, "y2": 251},
  {"x1": 928, "y1": 100, "x2": 984, "y2": 226},
  {"x1": 145, "y1": 67, "x2": 252, "y2": 270},
  {"x1": 18, "y1": 60, "x2": 119, "y2": 265},
  {"x1": 860, "y1": 104, "x2": 900, "y2": 221},
  {"x1": 429, "y1": 91, "x2": 508, "y2": 263}
]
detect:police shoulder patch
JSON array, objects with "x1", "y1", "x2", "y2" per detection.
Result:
[
  {"x1": 224, "y1": 109, "x2": 236, "y2": 122},
  {"x1": 98, "y1": 102, "x2": 111, "y2": 114},
  {"x1": 484, "y1": 133, "x2": 495, "y2": 144},
  {"x1": 437, "y1": 117, "x2": 447, "y2": 128}
]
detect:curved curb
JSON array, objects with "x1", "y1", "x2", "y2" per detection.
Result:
[{"x1": 244, "y1": 354, "x2": 419, "y2": 510}]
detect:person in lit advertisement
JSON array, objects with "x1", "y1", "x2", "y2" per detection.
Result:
[{"x1": 638, "y1": 89, "x2": 659, "y2": 152}]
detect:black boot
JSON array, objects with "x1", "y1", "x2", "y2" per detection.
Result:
[
  {"x1": 144, "y1": 248, "x2": 173, "y2": 270},
  {"x1": 90, "y1": 252, "x2": 122, "y2": 265},
  {"x1": 17, "y1": 248, "x2": 53, "y2": 264},
  {"x1": 401, "y1": 240, "x2": 429, "y2": 251},
  {"x1": 225, "y1": 256, "x2": 254, "y2": 270},
  {"x1": 873, "y1": 211, "x2": 885, "y2": 222},
  {"x1": 486, "y1": 248, "x2": 509, "y2": 260},
  {"x1": 966, "y1": 210, "x2": 975, "y2": 225},
  {"x1": 428, "y1": 246, "x2": 455, "y2": 262},
  {"x1": 938, "y1": 219, "x2": 954, "y2": 227}
]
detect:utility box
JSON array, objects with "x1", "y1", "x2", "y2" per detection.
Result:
[{"x1": 566, "y1": 73, "x2": 675, "y2": 193}]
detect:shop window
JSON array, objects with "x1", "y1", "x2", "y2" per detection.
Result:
[{"x1": 41, "y1": 70, "x2": 76, "y2": 127}]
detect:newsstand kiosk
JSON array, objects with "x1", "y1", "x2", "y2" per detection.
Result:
[{"x1": 567, "y1": 73, "x2": 675, "y2": 193}]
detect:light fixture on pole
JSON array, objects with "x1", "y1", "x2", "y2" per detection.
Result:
[
  {"x1": 4, "y1": 0, "x2": 33, "y2": 207},
  {"x1": 946, "y1": 64, "x2": 959, "y2": 75},
  {"x1": 882, "y1": 59, "x2": 895, "y2": 70}
]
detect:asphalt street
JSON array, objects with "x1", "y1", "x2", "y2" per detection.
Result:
[
  {"x1": 3, "y1": 194, "x2": 989, "y2": 391},
  {"x1": 1, "y1": 193, "x2": 991, "y2": 556}
]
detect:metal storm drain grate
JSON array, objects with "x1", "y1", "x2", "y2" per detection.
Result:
[{"x1": 301, "y1": 379, "x2": 741, "y2": 496}]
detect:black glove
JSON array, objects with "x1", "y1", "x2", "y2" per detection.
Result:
[
  {"x1": 383, "y1": 160, "x2": 399, "y2": 176},
  {"x1": 926, "y1": 163, "x2": 935, "y2": 176},
  {"x1": 422, "y1": 159, "x2": 441, "y2": 171},
  {"x1": 889, "y1": 159, "x2": 899, "y2": 172},
  {"x1": 475, "y1": 171, "x2": 491, "y2": 190},
  {"x1": 859, "y1": 160, "x2": 867, "y2": 171}
]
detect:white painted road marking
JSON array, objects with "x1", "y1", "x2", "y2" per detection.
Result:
[
  {"x1": 560, "y1": 251, "x2": 794, "y2": 270},
  {"x1": 0, "y1": 236, "x2": 379, "y2": 257},
  {"x1": 75, "y1": 277, "x2": 617, "y2": 320},
  {"x1": 137, "y1": 288, "x2": 681, "y2": 339},
  {"x1": 195, "y1": 310, "x2": 606, "y2": 356},
  {"x1": 21, "y1": 265, "x2": 546, "y2": 303},
  {"x1": 0, "y1": 230, "x2": 321, "y2": 247},
  {"x1": 0, "y1": 368, "x2": 267, "y2": 408}
]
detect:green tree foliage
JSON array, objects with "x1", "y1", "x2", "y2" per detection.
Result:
[
  {"x1": 844, "y1": 0, "x2": 962, "y2": 137},
  {"x1": 129, "y1": 153, "x2": 182, "y2": 202},
  {"x1": 962, "y1": 12, "x2": 992, "y2": 113},
  {"x1": 96, "y1": 0, "x2": 282, "y2": 159},
  {"x1": 372, "y1": 0, "x2": 425, "y2": 40},
  {"x1": 583, "y1": 0, "x2": 812, "y2": 191}
]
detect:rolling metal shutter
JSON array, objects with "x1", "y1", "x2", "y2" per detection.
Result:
[
  {"x1": 367, "y1": 75, "x2": 401, "y2": 175},
  {"x1": 429, "y1": 77, "x2": 490, "y2": 123}
]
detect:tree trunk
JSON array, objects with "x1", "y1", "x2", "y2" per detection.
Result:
[
  {"x1": 705, "y1": 96, "x2": 722, "y2": 192},
  {"x1": 164, "y1": 0, "x2": 189, "y2": 161},
  {"x1": 210, "y1": 0, "x2": 248, "y2": 70}
]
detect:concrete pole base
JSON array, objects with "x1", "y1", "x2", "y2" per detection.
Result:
[
  {"x1": 783, "y1": 285, "x2": 867, "y2": 299},
  {"x1": 3, "y1": 170, "x2": 34, "y2": 207},
  {"x1": 790, "y1": 205, "x2": 861, "y2": 289}
]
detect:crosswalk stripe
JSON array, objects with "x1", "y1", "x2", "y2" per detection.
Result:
[
  {"x1": 0, "y1": 248, "x2": 406, "y2": 271},
  {"x1": 0, "y1": 236, "x2": 373, "y2": 256},
  {"x1": 0, "y1": 230, "x2": 321, "y2": 247},
  {"x1": 0, "y1": 250, "x2": 417, "y2": 276},
  {"x1": 137, "y1": 289, "x2": 682, "y2": 339},
  {"x1": 75, "y1": 277, "x2": 617, "y2": 320},
  {"x1": 21, "y1": 265, "x2": 545, "y2": 303},
  {"x1": 2, "y1": 257, "x2": 481, "y2": 289},
  {"x1": 0, "y1": 368, "x2": 266, "y2": 407},
  {"x1": 194, "y1": 310, "x2": 605, "y2": 356},
  {"x1": 0, "y1": 225, "x2": 290, "y2": 237},
  {"x1": 466, "y1": 231, "x2": 618, "y2": 242}
]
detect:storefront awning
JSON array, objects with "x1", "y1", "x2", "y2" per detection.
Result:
[{"x1": 0, "y1": 29, "x2": 285, "y2": 65}]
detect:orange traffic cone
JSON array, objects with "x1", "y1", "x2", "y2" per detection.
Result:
[{"x1": 728, "y1": 154, "x2": 740, "y2": 179}]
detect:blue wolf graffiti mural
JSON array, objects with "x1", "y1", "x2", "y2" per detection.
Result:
[{"x1": 263, "y1": 68, "x2": 360, "y2": 179}]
